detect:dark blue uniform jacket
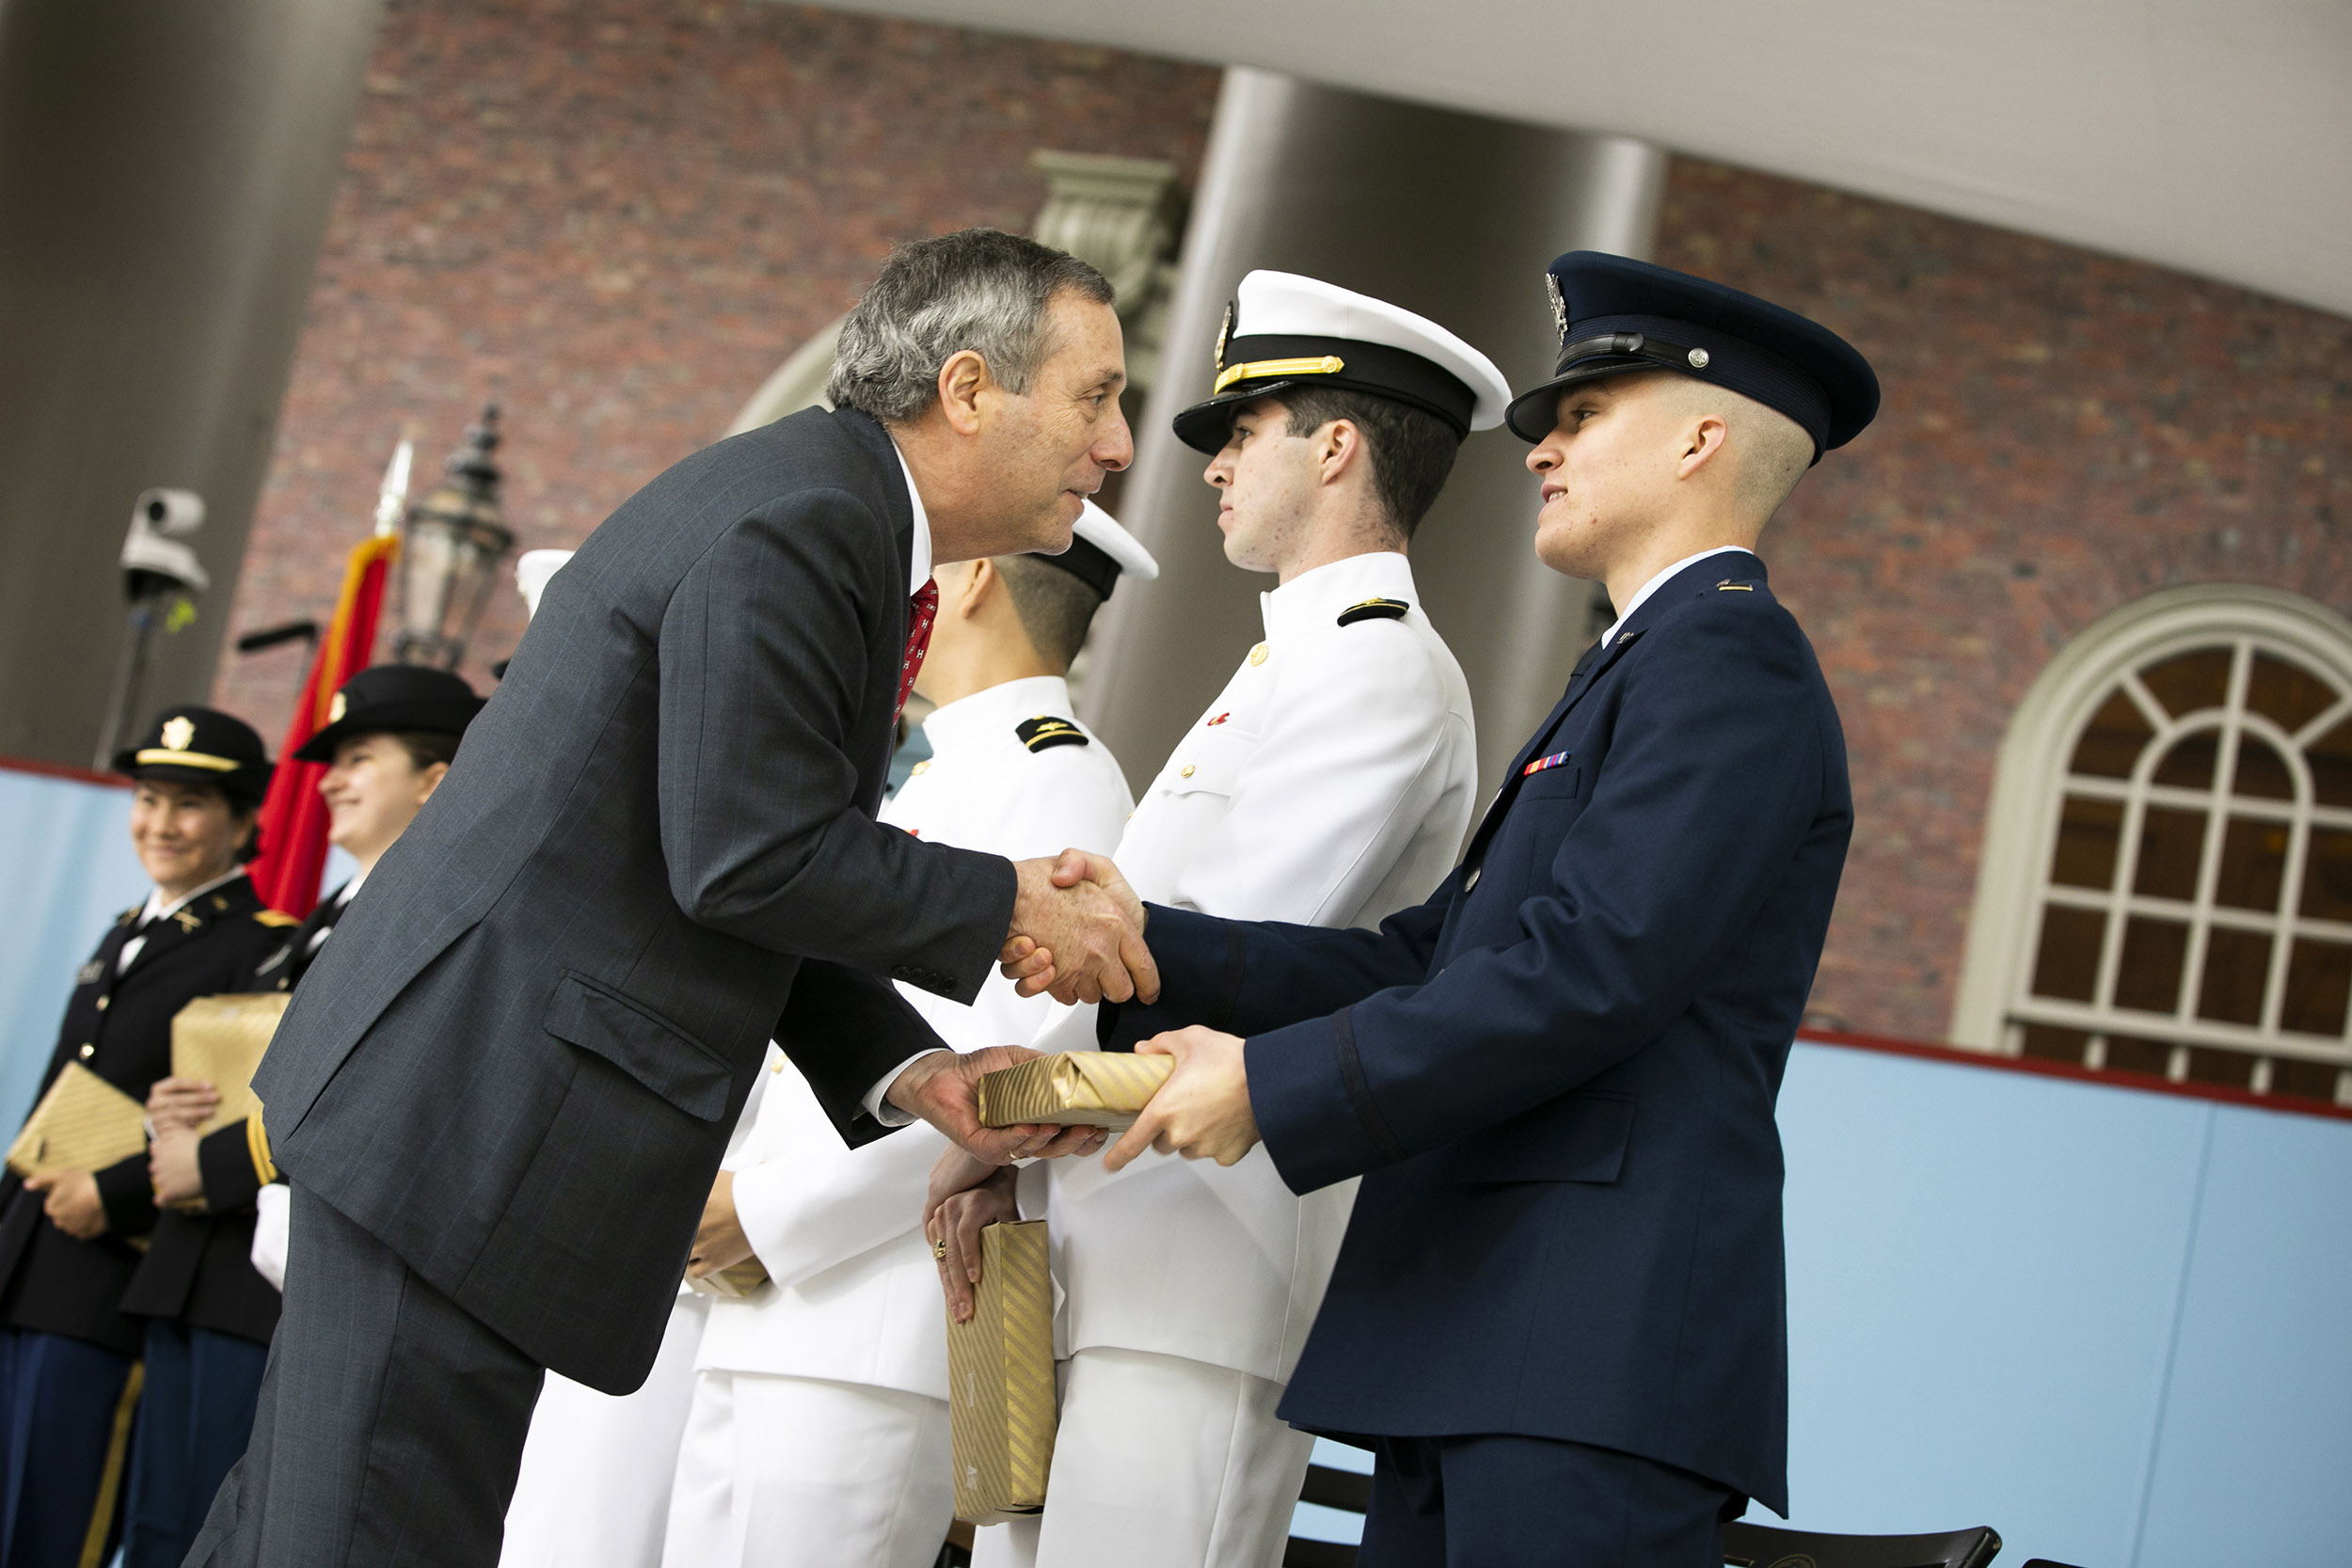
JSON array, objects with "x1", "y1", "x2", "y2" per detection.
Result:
[{"x1": 1104, "y1": 551, "x2": 1850, "y2": 1513}]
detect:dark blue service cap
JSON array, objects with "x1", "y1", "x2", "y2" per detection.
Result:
[{"x1": 1503, "y1": 252, "x2": 1880, "y2": 461}]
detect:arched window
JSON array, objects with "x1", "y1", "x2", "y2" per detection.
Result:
[{"x1": 1952, "y1": 587, "x2": 2352, "y2": 1104}]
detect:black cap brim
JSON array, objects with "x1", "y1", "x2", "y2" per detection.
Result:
[
  {"x1": 293, "y1": 699, "x2": 483, "y2": 764},
  {"x1": 114, "y1": 754, "x2": 272, "y2": 807}
]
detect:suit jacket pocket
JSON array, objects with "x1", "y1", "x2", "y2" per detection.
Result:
[
  {"x1": 545, "y1": 971, "x2": 731, "y2": 1122},
  {"x1": 1454, "y1": 1090, "x2": 1634, "y2": 1184}
]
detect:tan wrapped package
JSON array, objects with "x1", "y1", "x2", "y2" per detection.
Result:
[
  {"x1": 171, "y1": 992, "x2": 290, "y2": 1135},
  {"x1": 683, "y1": 1259, "x2": 771, "y2": 1299},
  {"x1": 976, "y1": 1052, "x2": 1174, "y2": 1130},
  {"x1": 7, "y1": 1063, "x2": 148, "y2": 1179},
  {"x1": 947, "y1": 1220, "x2": 1056, "y2": 1525}
]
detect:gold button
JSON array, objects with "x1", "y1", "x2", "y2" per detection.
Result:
[
  {"x1": 1248, "y1": 642, "x2": 1269, "y2": 666},
  {"x1": 95, "y1": 996, "x2": 109, "y2": 1011},
  {"x1": 909, "y1": 760, "x2": 930, "y2": 776},
  {"x1": 1180, "y1": 764, "x2": 1196, "y2": 778},
  {"x1": 771, "y1": 1058, "x2": 784, "y2": 1074},
  {"x1": 78, "y1": 1044, "x2": 94, "y2": 1059}
]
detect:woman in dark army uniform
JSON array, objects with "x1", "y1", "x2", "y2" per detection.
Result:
[
  {"x1": 123, "y1": 667, "x2": 479, "y2": 1568},
  {"x1": 0, "y1": 706, "x2": 287, "y2": 1568}
]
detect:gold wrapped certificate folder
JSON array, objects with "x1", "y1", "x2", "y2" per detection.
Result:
[
  {"x1": 7, "y1": 1063, "x2": 148, "y2": 1179},
  {"x1": 171, "y1": 992, "x2": 290, "y2": 1136},
  {"x1": 947, "y1": 1220, "x2": 1055, "y2": 1525},
  {"x1": 976, "y1": 1052, "x2": 1174, "y2": 1130}
]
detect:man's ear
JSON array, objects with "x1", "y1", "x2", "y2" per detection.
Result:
[
  {"x1": 956, "y1": 559, "x2": 997, "y2": 618},
  {"x1": 416, "y1": 761, "x2": 453, "y2": 805},
  {"x1": 936, "y1": 350, "x2": 991, "y2": 436},
  {"x1": 1676, "y1": 413, "x2": 1729, "y2": 481},
  {"x1": 1317, "y1": 419, "x2": 1362, "y2": 486}
]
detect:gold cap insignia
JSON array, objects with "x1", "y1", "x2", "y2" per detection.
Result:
[
  {"x1": 327, "y1": 691, "x2": 347, "y2": 723},
  {"x1": 1214, "y1": 301, "x2": 1233, "y2": 373},
  {"x1": 1545, "y1": 272, "x2": 1569, "y2": 347},
  {"x1": 160, "y1": 716, "x2": 196, "y2": 752}
]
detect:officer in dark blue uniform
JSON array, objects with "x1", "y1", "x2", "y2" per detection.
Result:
[
  {"x1": 1032, "y1": 253, "x2": 1881, "y2": 1565},
  {"x1": 119, "y1": 665, "x2": 482, "y2": 1568},
  {"x1": 0, "y1": 707, "x2": 288, "y2": 1568}
]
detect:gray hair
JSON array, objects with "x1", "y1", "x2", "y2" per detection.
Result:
[{"x1": 825, "y1": 229, "x2": 1115, "y2": 424}]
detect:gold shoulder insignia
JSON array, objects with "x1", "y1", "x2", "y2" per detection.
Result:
[
  {"x1": 253, "y1": 910, "x2": 299, "y2": 928},
  {"x1": 1015, "y1": 716, "x2": 1089, "y2": 753},
  {"x1": 1337, "y1": 597, "x2": 1410, "y2": 627},
  {"x1": 1716, "y1": 580, "x2": 1756, "y2": 593},
  {"x1": 116, "y1": 908, "x2": 138, "y2": 927}
]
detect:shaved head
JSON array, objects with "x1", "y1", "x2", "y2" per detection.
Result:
[{"x1": 1653, "y1": 373, "x2": 1815, "y2": 529}]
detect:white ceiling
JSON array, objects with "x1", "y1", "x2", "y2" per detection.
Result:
[{"x1": 806, "y1": 0, "x2": 2352, "y2": 318}]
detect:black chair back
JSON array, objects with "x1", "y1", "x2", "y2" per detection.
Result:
[{"x1": 1724, "y1": 1520, "x2": 2002, "y2": 1568}]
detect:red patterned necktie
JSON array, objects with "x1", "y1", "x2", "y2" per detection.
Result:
[{"x1": 895, "y1": 579, "x2": 939, "y2": 722}]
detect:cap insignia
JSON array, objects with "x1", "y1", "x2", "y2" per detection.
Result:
[
  {"x1": 327, "y1": 691, "x2": 347, "y2": 723},
  {"x1": 1214, "y1": 301, "x2": 1233, "y2": 374},
  {"x1": 1016, "y1": 716, "x2": 1089, "y2": 752},
  {"x1": 160, "y1": 716, "x2": 196, "y2": 752},
  {"x1": 1337, "y1": 597, "x2": 1410, "y2": 627},
  {"x1": 1545, "y1": 272, "x2": 1568, "y2": 347}
]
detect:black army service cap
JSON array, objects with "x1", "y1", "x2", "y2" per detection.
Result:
[
  {"x1": 294, "y1": 664, "x2": 485, "y2": 764},
  {"x1": 114, "y1": 705, "x2": 273, "y2": 807},
  {"x1": 1503, "y1": 251, "x2": 1880, "y2": 461},
  {"x1": 1173, "y1": 271, "x2": 1512, "y2": 455}
]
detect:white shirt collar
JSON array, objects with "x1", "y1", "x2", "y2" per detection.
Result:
[
  {"x1": 1599, "y1": 546, "x2": 1756, "y2": 646},
  {"x1": 892, "y1": 442, "x2": 932, "y2": 597},
  {"x1": 138, "y1": 867, "x2": 247, "y2": 926},
  {"x1": 1260, "y1": 550, "x2": 1419, "y2": 642},
  {"x1": 918, "y1": 675, "x2": 1076, "y2": 755}
]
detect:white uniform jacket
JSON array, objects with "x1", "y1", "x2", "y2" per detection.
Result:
[
  {"x1": 1038, "y1": 550, "x2": 1477, "y2": 1384},
  {"x1": 694, "y1": 675, "x2": 1133, "y2": 1397}
]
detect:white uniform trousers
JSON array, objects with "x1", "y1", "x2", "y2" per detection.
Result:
[
  {"x1": 501, "y1": 1292, "x2": 710, "y2": 1568},
  {"x1": 660, "y1": 1370, "x2": 952, "y2": 1568},
  {"x1": 971, "y1": 1347, "x2": 1312, "y2": 1568}
]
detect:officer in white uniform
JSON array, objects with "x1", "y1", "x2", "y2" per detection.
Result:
[
  {"x1": 655, "y1": 503, "x2": 1154, "y2": 1568},
  {"x1": 957, "y1": 274, "x2": 1507, "y2": 1568}
]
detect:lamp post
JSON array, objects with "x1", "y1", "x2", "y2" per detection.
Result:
[{"x1": 393, "y1": 404, "x2": 513, "y2": 670}]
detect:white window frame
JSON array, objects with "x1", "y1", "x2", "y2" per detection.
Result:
[{"x1": 1950, "y1": 584, "x2": 2352, "y2": 1101}]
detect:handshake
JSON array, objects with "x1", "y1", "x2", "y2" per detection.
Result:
[{"x1": 882, "y1": 848, "x2": 1155, "y2": 1167}]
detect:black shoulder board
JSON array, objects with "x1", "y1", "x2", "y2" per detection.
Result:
[
  {"x1": 1016, "y1": 716, "x2": 1089, "y2": 752},
  {"x1": 1337, "y1": 597, "x2": 1410, "y2": 626}
]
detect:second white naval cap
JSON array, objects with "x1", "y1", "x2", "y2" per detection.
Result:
[{"x1": 1027, "y1": 499, "x2": 1157, "y2": 599}]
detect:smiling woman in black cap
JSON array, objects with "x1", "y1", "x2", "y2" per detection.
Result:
[
  {"x1": 0, "y1": 705, "x2": 290, "y2": 1568},
  {"x1": 121, "y1": 666, "x2": 483, "y2": 1568}
]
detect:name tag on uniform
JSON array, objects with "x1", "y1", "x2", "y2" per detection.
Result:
[{"x1": 1522, "y1": 752, "x2": 1570, "y2": 777}]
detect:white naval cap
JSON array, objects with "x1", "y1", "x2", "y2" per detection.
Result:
[
  {"x1": 1172, "y1": 270, "x2": 1513, "y2": 453},
  {"x1": 1026, "y1": 499, "x2": 1157, "y2": 599},
  {"x1": 515, "y1": 548, "x2": 575, "y2": 619}
]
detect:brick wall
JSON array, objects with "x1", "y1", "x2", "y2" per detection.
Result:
[
  {"x1": 215, "y1": 2, "x2": 2352, "y2": 1044},
  {"x1": 213, "y1": 0, "x2": 1216, "y2": 731},
  {"x1": 1653, "y1": 159, "x2": 2352, "y2": 1040}
]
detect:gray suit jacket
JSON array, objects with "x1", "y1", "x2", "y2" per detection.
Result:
[{"x1": 251, "y1": 407, "x2": 1015, "y2": 1391}]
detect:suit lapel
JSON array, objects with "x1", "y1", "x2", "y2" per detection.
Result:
[{"x1": 832, "y1": 407, "x2": 916, "y2": 602}]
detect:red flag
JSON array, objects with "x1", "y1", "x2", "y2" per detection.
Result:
[{"x1": 247, "y1": 532, "x2": 400, "y2": 916}]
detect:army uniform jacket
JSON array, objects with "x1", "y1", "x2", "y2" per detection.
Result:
[
  {"x1": 1104, "y1": 552, "x2": 1850, "y2": 1513},
  {"x1": 1043, "y1": 549, "x2": 1477, "y2": 1384},
  {"x1": 696, "y1": 675, "x2": 1133, "y2": 1398},
  {"x1": 118, "y1": 883, "x2": 347, "y2": 1345},
  {"x1": 0, "y1": 874, "x2": 288, "y2": 1357}
]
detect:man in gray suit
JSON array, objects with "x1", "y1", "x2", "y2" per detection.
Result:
[{"x1": 193, "y1": 230, "x2": 1157, "y2": 1567}]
